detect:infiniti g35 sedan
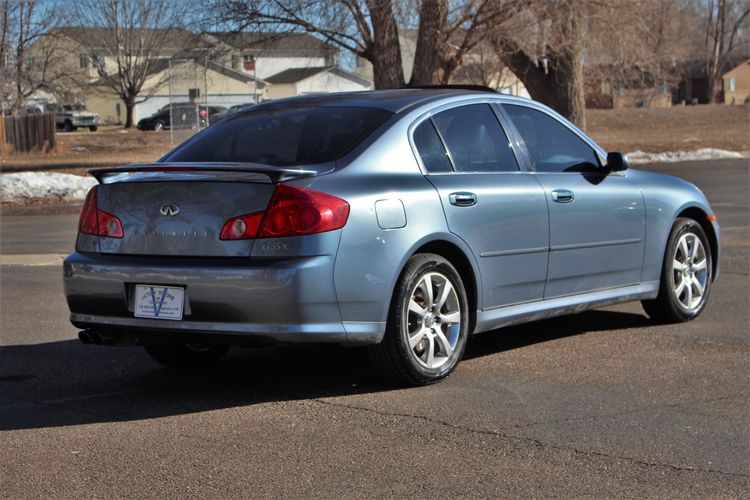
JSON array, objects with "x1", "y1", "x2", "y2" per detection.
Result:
[{"x1": 63, "y1": 88, "x2": 719, "y2": 385}]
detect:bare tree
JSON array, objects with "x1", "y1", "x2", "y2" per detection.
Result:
[
  {"x1": 704, "y1": 0, "x2": 750, "y2": 102},
  {"x1": 214, "y1": 0, "x2": 521, "y2": 88},
  {"x1": 70, "y1": 0, "x2": 191, "y2": 128},
  {"x1": 0, "y1": 0, "x2": 65, "y2": 113}
]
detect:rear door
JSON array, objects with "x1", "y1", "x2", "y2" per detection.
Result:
[
  {"x1": 501, "y1": 103, "x2": 646, "y2": 298},
  {"x1": 412, "y1": 103, "x2": 549, "y2": 309}
]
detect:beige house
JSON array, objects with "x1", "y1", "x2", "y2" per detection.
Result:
[
  {"x1": 26, "y1": 28, "x2": 372, "y2": 123},
  {"x1": 723, "y1": 59, "x2": 750, "y2": 105},
  {"x1": 87, "y1": 58, "x2": 266, "y2": 125},
  {"x1": 265, "y1": 67, "x2": 372, "y2": 100}
]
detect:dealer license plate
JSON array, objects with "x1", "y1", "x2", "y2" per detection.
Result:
[{"x1": 134, "y1": 285, "x2": 185, "y2": 320}]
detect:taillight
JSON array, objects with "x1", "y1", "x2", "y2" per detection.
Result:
[
  {"x1": 220, "y1": 212, "x2": 263, "y2": 240},
  {"x1": 78, "y1": 186, "x2": 124, "y2": 238},
  {"x1": 219, "y1": 185, "x2": 349, "y2": 240}
]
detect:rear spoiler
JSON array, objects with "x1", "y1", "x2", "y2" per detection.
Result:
[{"x1": 90, "y1": 162, "x2": 327, "y2": 184}]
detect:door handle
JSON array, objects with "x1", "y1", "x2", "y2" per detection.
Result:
[
  {"x1": 449, "y1": 192, "x2": 477, "y2": 207},
  {"x1": 551, "y1": 189, "x2": 575, "y2": 203}
]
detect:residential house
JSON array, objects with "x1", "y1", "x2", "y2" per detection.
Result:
[
  {"x1": 722, "y1": 58, "x2": 750, "y2": 104},
  {"x1": 585, "y1": 66, "x2": 672, "y2": 109},
  {"x1": 202, "y1": 31, "x2": 370, "y2": 97},
  {"x1": 26, "y1": 28, "x2": 371, "y2": 123},
  {"x1": 265, "y1": 67, "x2": 372, "y2": 99}
]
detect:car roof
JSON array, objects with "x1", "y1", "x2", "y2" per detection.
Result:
[{"x1": 243, "y1": 88, "x2": 524, "y2": 115}]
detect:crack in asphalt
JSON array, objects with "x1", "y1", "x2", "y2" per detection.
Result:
[
  {"x1": 508, "y1": 392, "x2": 749, "y2": 430},
  {"x1": 311, "y1": 397, "x2": 749, "y2": 479}
]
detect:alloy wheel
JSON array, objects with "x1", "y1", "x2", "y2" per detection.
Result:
[
  {"x1": 671, "y1": 232, "x2": 708, "y2": 311},
  {"x1": 405, "y1": 272, "x2": 461, "y2": 369}
]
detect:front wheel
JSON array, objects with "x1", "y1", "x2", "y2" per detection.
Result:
[
  {"x1": 642, "y1": 217, "x2": 713, "y2": 323},
  {"x1": 153, "y1": 120, "x2": 165, "y2": 132},
  {"x1": 89, "y1": 125, "x2": 98, "y2": 132},
  {"x1": 368, "y1": 253, "x2": 469, "y2": 386},
  {"x1": 144, "y1": 343, "x2": 229, "y2": 368}
]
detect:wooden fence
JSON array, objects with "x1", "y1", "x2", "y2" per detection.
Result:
[{"x1": 1, "y1": 113, "x2": 57, "y2": 154}]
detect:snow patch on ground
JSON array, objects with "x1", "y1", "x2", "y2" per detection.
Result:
[
  {"x1": 0, "y1": 172, "x2": 96, "y2": 204},
  {"x1": 627, "y1": 148, "x2": 743, "y2": 164}
]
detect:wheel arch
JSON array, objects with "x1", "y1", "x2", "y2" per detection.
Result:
[
  {"x1": 407, "y1": 238, "x2": 480, "y2": 335},
  {"x1": 676, "y1": 206, "x2": 719, "y2": 280}
]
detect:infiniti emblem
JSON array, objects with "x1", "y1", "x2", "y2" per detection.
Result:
[{"x1": 160, "y1": 204, "x2": 180, "y2": 216}]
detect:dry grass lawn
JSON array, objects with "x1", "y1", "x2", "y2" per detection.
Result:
[
  {"x1": 587, "y1": 104, "x2": 749, "y2": 153},
  {"x1": 1, "y1": 104, "x2": 748, "y2": 173}
]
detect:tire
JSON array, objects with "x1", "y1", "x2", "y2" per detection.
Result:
[
  {"x1": 63, "y1": 120, "x2": 76, "y2": 132},
  {"x1": 143, "y1": 343, "x2": 229, "y2": 368},
  {"x1": 368, "y1": 253, "x2": 470, "y2": 386},
  {"x1": 153, "y1": 120, "x2": 165, "y2": 132},
  {"x1": 89, "y1": 125, "x2": 98, "y2": 132},
  {"x1": 642, "y1": 217, "x2": 713, "y2": 323}
]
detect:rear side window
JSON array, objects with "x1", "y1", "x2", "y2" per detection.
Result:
[
  {"x1": 432, "y1": 104, "x2": 518, "y2": 173},
  {"x1": 164, "y1": 106, "x2": 393, "y2": 166},
  {"x1": 503, "y1": 104, "x2": 600, "y2": 173},
  {"x1": 412, "y1": 120, "x2": 453, "y2": 173}
]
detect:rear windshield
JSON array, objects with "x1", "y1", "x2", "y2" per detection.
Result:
[{"x1": 163, "y1": 106, "x2": 393, "y2": 166}]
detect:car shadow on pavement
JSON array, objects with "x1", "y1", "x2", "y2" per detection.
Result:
[{"x1": 0, "y1": 310, "x2": 650, "y2": 431}]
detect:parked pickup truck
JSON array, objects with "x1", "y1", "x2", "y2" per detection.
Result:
[{"x1": 49, "y1": 103, "x2": 99, "y2": 132}]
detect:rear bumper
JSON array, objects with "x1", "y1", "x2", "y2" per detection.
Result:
[{"x1": 63, "y1": 252, "x2": 384, "y2": 345}]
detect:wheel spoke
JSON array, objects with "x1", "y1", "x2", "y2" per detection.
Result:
[
  {"x1": 691, "y1": 276, "x2": 704, "y2": 297},
  {"x1": 436, "y1": 280, "x2": 453, "y2": 310},
  {"x1": 421, "y1": 275, "x2": 434, "y2": 307},
  {"x1": 409, "y1": 299, "x2": 426, "y2": 318},
  {"x1": 684, "y1": 278, "x2": 693, "y2": 306},
  {"x1": 674, "y1": 278, "x2": 686, "y2": 297},
  {"x1": 433, "y1": 329, "x2": 453, "y2": 358},
  {"x1": 693, "y1": 258, "x2": 707, "y2": 271},
  {"x1": 424, "y1": 334, "x2": 436, "y2": 366},
  {"x1": 679, "y1": 238, "x2": 689, "y2": 260},
  {"x1": 673, "y1": 259, "x2": 686, "y2": 271},
  {"x1": 440, "y1": 311, "x2": 461, "y2": 324},
  {"x1": 688, "y1": 236, "x2": 699, "y2": 261},
  {"x1": 409, "y1": 329, "x2": 426, "y2": 348}
]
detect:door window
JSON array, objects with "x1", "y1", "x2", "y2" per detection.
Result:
[
  {"x1": 412, "y1": 119, "x2": 453, "y2": 173},
  {"x1": 504, "y1": 104, "x2": 600, "y2": 173},
  {"x1": 432, "y1": 104, "x2": 519, "y2": 173}
]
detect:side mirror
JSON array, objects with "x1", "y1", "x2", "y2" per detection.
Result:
[{"x1": 606, "y1": 152, "x2": 629, "y2": 172}]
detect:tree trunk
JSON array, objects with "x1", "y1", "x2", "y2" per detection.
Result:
[
  {"x1": 410, "y1": 0, "x2": 448, "y2": 86},
  {"x1": 707, "y1": 0, "x2": 726, "y2": 103},
  {"x1": 124, "y1": 94, "x2": 136, "y2": 129},
  {"x1": 366, "y1": 0, "x2": 405, "y2": 88}
]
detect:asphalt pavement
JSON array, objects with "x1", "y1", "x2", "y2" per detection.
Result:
[{"x1": 1, "y1": 159, "x2": 748, "y2": 497}]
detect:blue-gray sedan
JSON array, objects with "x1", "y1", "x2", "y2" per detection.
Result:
[{"x1": 63, "y1": 88, "x2": 719, "y2": 385}]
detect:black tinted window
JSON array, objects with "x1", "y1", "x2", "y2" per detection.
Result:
[
  {"x1": 432, "y1": 104, "x2": 518, "y2": 173},
  {"x1": 165, "y1": 106, "x2": 392, "y2": 166},
  {"x1": 504, "y1": 104, "x2": 600, "y2": 173},
  {"x1": 413, "y1": 120, "x2": 452, "y2": 173}
]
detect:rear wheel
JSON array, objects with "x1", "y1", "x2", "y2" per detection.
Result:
[
  {"x1": 63, "y1": 120, "x2": 76, "y2": 132},
  {"x1": 144, "y1": 343, "x2": 229, "y2": 368},
  {"x1": 89, "y1": 125, "x2": 98, "y2": 132},
  {"x1": 368, "y1": 253, "x2": 469, "y2": 386},
  {"x1": 642, "y1": 217, "x2": 712, "y2": 322}
]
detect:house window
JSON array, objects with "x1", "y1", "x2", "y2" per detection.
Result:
[
  {"x1": 89, "y1": 50, "x2": 105, "y2": 69},
  {"x1": 231, "y1": 54, "x2": 240, "y2": 70},
  {"x1": 79, "y1": 53, "x2": 89, "y2": 69},
  {"x1": 727, "y1": 78, "x2": 736, "y2": 92},
  {"x1": 243, "y1": 54, "x2": 256, "y2": 71},
  {"x1": 601, "y1": 81, "x2": 611, "y2": 95}
]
